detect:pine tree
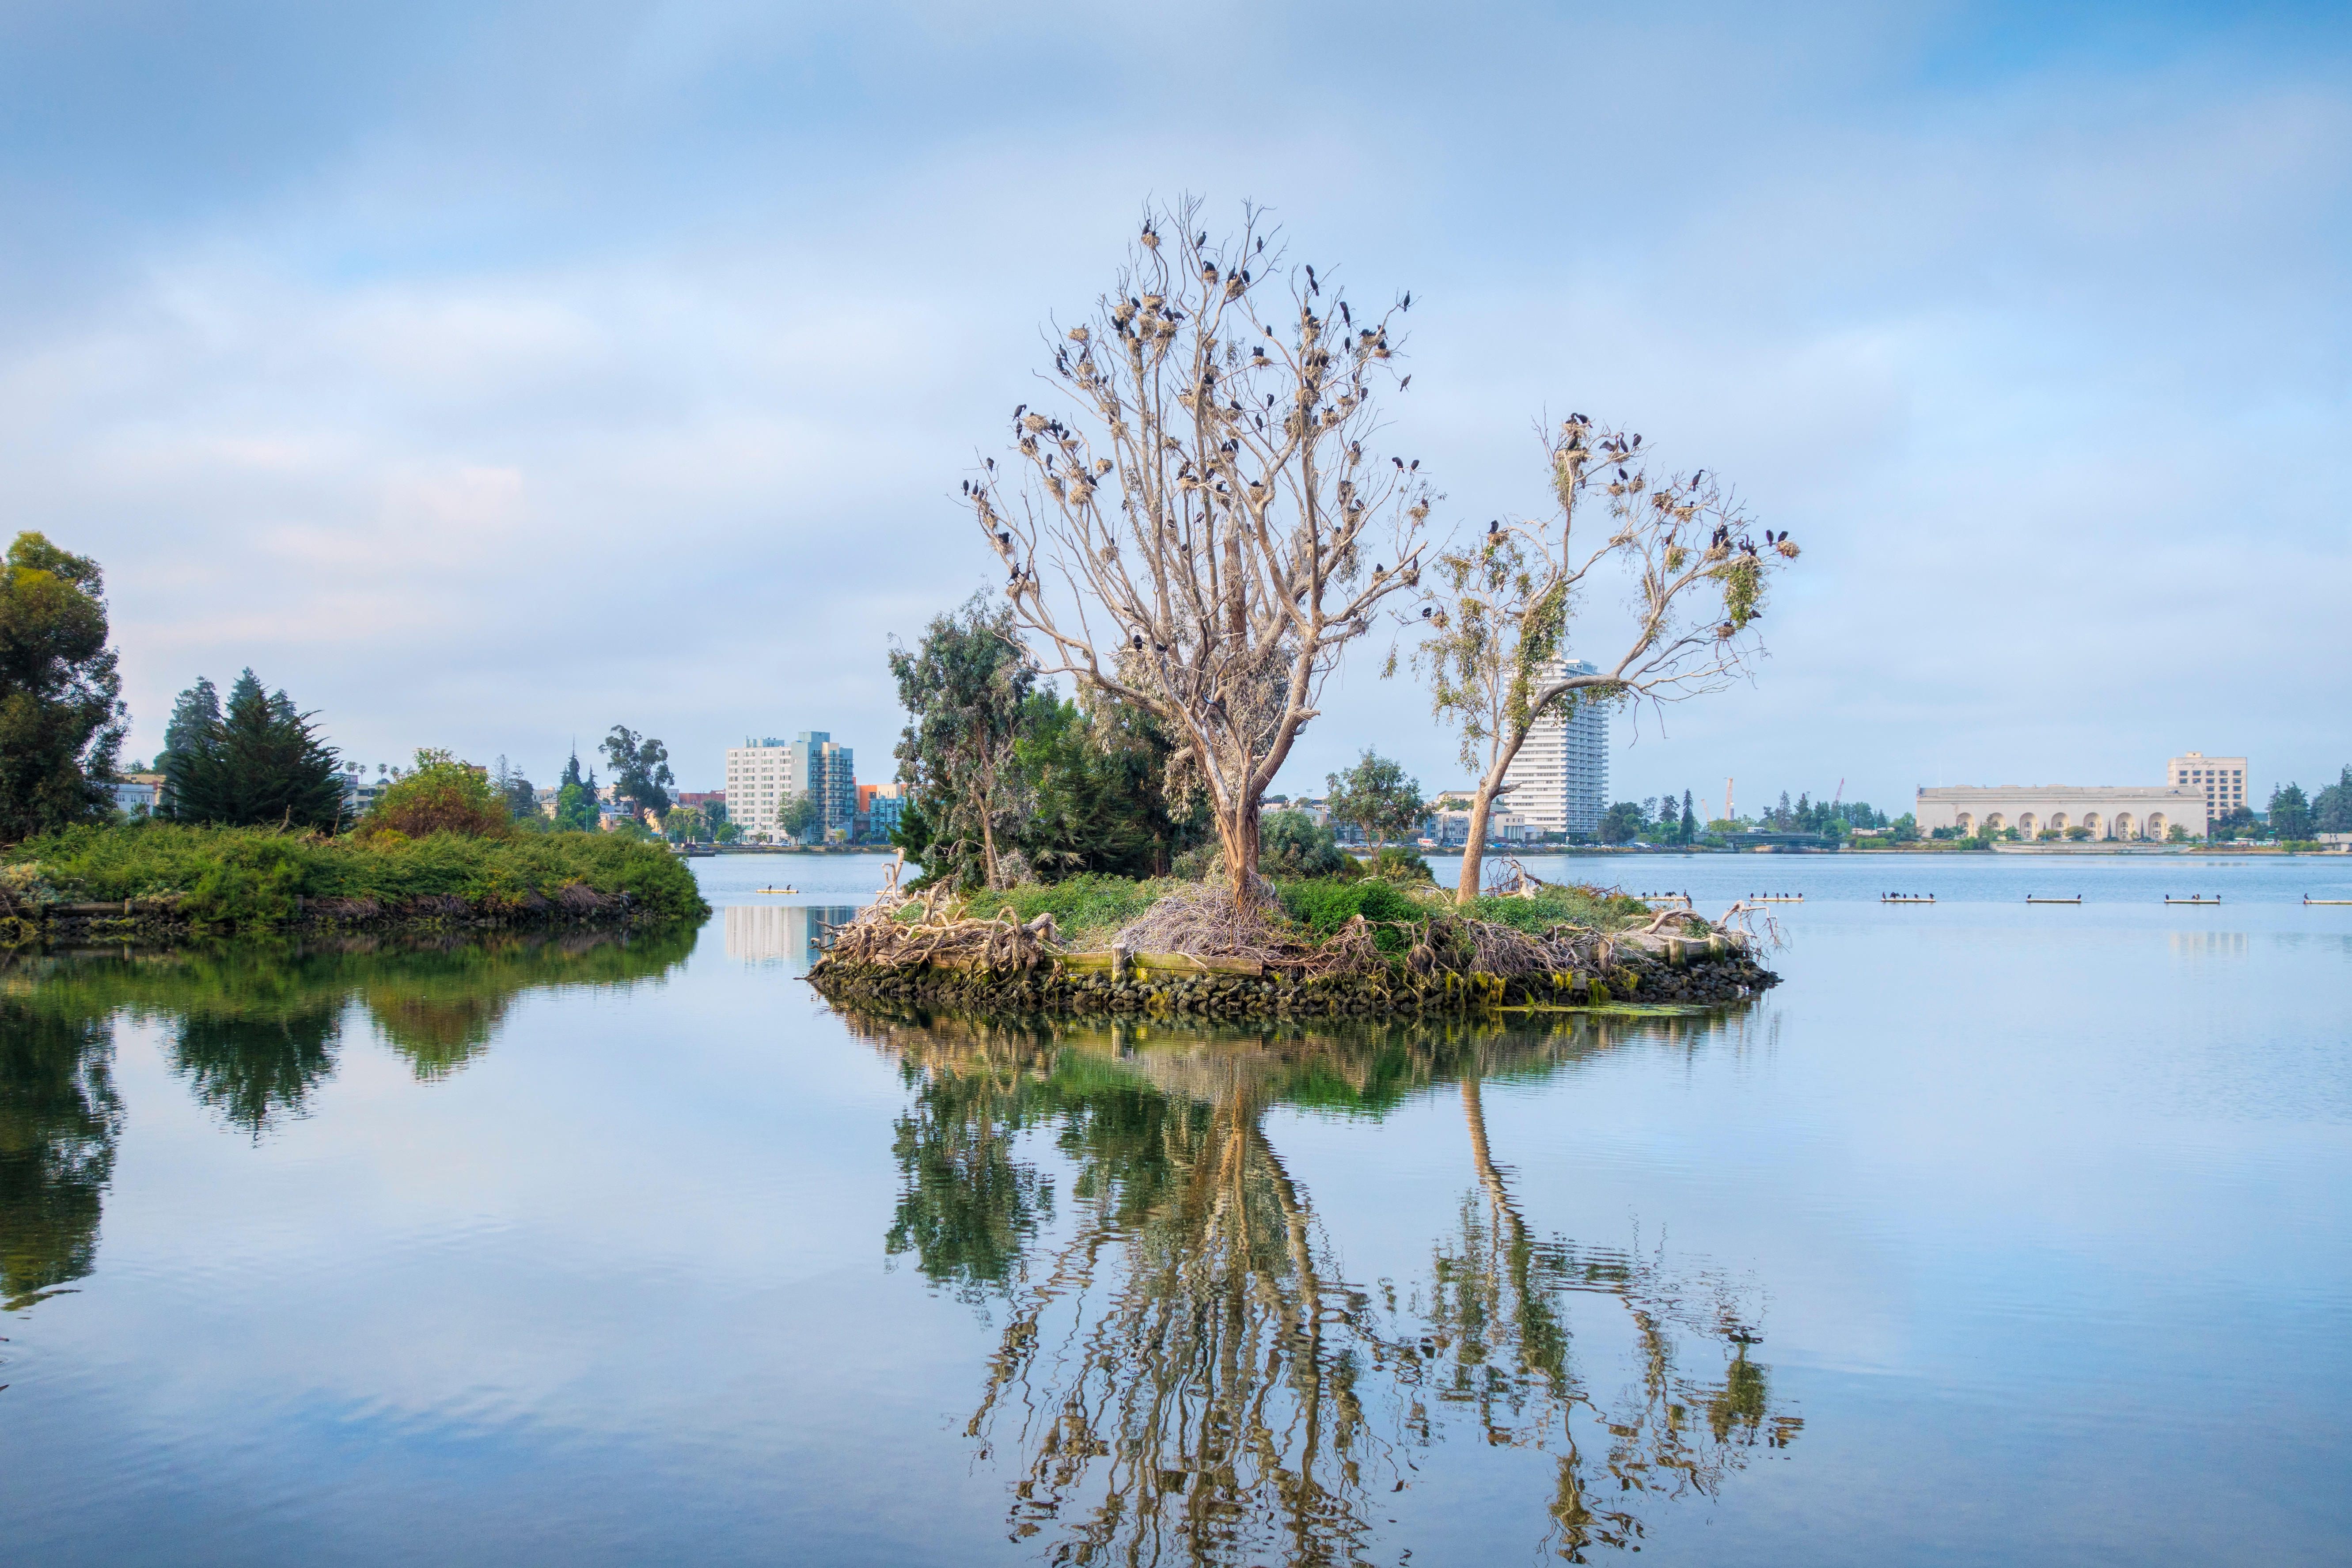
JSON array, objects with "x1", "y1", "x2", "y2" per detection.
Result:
[
  {"x1": 1681, "y1": 789, "x2": 1697, "y2": 843},
  {"x1": 167, "y1": 669, "x2": 345, "y2": 828},
  {"x1": 159, "y1": 677, "x2": 222, "y2": 819}
]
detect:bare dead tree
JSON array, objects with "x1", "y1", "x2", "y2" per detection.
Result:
[
  {"x1": 1407, "y1": 418, "x2": 1798, "y2": 903},
  {"x1": 964, "y1": 197, "x2": 1431, "y2": 905}
]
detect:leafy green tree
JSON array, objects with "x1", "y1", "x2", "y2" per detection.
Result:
[
  {"x1": 2314, "y1": 767, "x2": 2352, "y2": 834},
  {"x1": 0, "y1": 532, "x2": 127, "y2": 839},
  {"x1": 891, "y1": 592, "x2": 1036, "y2": 889},
  {"x1": 164, "y1": 669, "x2": 345, "y2": 829},
  {"x1": 663, "y1": 805, "x2": 706, "y2": 843},
  {"x1": 1259, "y1": 809, "x2": 1352, "y2": 878},
  {"x1": 1013, "y1": 692, "x2": 1207, "y2": 879},
  {"x1": 0, "y1": 999, "x2": 121, "y2": 1310},
  {"x1": 778, "y1": 791, "x2": 821, "y2": 844},
  {"x1": 2268, "y1": 782, "x2": 2313, "y2": 841},
  {"x1": 1325, "y1": 749, "x2": 1423, "y2": 850},
  {"x1": 599, "y1": 726, "x2": 674, "y2": 816},
  {"x1": 359, "y1": 749, "x2": 514, "y2": 839},
  {"x1": 1597, "y1": 800, "x2": 1646, "y2": 844}
]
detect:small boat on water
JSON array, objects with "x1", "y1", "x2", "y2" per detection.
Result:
[
  {"x1": 2306, "y1": 896, "x2": 2352, "y2": 906},
  {"x1": 2027, "y1": 895, "x2": 2083, "y2": 905},
  {"x1": 1748, "y1": 893, "x2": 1805, "y2": 903},
  {"x1": 1882, "y1": 894, "x2": 1935, "y2": 904},
  {"x1": 754, "y1": 885, "x2": 799, "y2": 895},
  {"x1": 2164, "y1": 896, "x2": 2221, "y2": 905}
]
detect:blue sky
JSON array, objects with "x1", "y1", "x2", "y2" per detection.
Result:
[{"x1": 4, "y1": 1, "x2": 2346, "y2": 810}]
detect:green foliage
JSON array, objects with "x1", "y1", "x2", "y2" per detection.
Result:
[
  {"x1": 2268, "y1": 782, "x2": 2313, "y2": 841},
  {"x1": 0, "y1": 532, "x2": 126, "y2": 839},
  {"x1": 0, "y1": 991, "x2": 119, "y2": 1307},
  {"x1": 891, "y1": 592, "x2": 1035, "y2": 890},
  {"x1": 2314, "y1": 767, "x2": 2352, "y2": 835},
  {"x1": 1278, "y1": 877, "x2": 1426, "y2": 934},
  {"x1": 1364, "y1": 845, "x2": 1435, "y2": 882},
  {"x1": 777, "y1": 791, "x2": 821, "y2": 843},
  {"x1": 1325, "y1": 748, "x2": 1424, "y2": 849},
  {"x1": 599, "y1": 726, "x2": 674, "y2": 816},
  {"x1": 1462, "y1": 882, "x2": 1650, "y2": 932},
  {"x1": 1260, "y1": 809, "x2": 1352, "y2": 878},
  {"x1": 961, "y1": 874, "x2": 1180, "y2": 944},
  {"x1": 1012, "y1": 692, "x2": 1207, "y2": 880},
  {"x1": 360, "y1": 749, "x2": 514, "y2": 840},
  {"x1": 1597, "y1": 800, "x2": 1647, "y2": 844},
  {"x1": 3, "y1": 820, "x2": 709, "y2": 929},
  {"x1": 161, "y1": 669, "x2": 345, "y2": 830}
]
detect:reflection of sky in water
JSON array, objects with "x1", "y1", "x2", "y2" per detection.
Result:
[{"x1": 0, "y1": 852, "x2": 2346, "y2": 1565}]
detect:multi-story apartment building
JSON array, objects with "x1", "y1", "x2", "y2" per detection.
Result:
[
  {"x1": 2167, "y1": 752, "x2": 2248, "y2": 829},
  {"x1": 1498, "y1": 658, "x2": 1610, "y2": 838},
  {"x1": 725, "y1": 733, "x2": 856, "y2": 842},
  {"x1": 856, "y1": 782, "x2": 903, "y2": 843}
]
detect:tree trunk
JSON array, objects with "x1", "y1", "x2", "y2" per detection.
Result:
[
  {"x1": 1218, "y1": 793, "x2": 1261, "y2": 904},
  {"x1": 1457, "y1": 725, "x2": 1538, "y2": 904}
]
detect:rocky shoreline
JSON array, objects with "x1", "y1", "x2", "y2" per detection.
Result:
[{"x1": 807, "y1": 942, "x2": 1779, "y2": 1019}]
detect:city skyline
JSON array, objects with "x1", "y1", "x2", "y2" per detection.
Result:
[{"x1": 5, "y1": 4, "x2": 2344, "y2": 807}]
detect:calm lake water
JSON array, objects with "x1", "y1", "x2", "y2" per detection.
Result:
[{"x1": 4, "y1": 850, "x2": 2349, "y2": 1565}]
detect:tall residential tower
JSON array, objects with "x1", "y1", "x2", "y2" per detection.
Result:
[
  {"x1": 1498, "y1": 659, "x2": 1610, "y2": 838},
  {"x1": 724, "y1": 732, "x2": 855, "y2": 841}
]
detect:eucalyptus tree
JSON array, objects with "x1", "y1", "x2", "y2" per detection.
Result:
[
  {"x1": 1408, "y1": 419, "x2": 1798, "y2": 902},
  {"x1": 962, "y1": 197, "x2": 1432, "y2": 904},
  {"x1": 0, "y1": 532, "x2": 126, "y2": 838}
]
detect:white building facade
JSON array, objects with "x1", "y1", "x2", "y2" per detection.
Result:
[
  {"x1": 724, "y1": 732, "x2": 856, "y2": 842},
  {"x1": 2166, "y1": 752, "x2": 2248, "y2": 829},
  {"x1": 1915, "y1": 784, "x2": 2205, "y2": 841},
  {"x1": 1498, "y1": 659, "x2": 1610, "y2": 838}
]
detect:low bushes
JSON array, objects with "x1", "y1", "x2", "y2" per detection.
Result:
[
  {"x1": 4, "y1": 820, "x2": 709, "y2": 929},
  {"x1": 960, "y1": 873, "x2": 1182, "y2": 945}
]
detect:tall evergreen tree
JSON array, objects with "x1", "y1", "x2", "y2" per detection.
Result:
[
  {"x1": 0, "y1": 532, "x2": 126, "y2": 839},
  {"x1": 167, "y1": 669, "x2": 345, "y2": 828},
  {"x1": 159, "y1": 677, "x2": 222, "y2": 819},
  {"x1": 1682, "y1": 789, "x2": 1697, "y2": 843},
  {"x1": 2314, "y1": 766, "x2": 2352, "y2": 834},
  {"x1": 554, "y1": 751, "x2": 599, "y2": 831}
]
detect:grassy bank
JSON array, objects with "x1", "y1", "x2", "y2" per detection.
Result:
[
  {"x1": 3, "y1": 821, "x2": 710, "y2": 931},
  {"x1": 956, "y1": 870, "x2": 1652, "y2": 951}
]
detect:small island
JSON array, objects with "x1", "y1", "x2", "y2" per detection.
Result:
[{"x1": 809, "y1": 862, "x2": 1775, "y2": 1020}]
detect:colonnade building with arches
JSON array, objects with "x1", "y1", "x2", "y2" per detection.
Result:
[{"x1": 1915, "y1": 783, "x2": 2208, "y2": 842}]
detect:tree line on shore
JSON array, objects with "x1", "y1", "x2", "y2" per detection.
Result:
[{"x1": 0, "y1": 526, "x2": 695, "y2": 850}]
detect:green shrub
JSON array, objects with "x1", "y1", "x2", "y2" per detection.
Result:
[
  {"x1": 1461, "y1": 883, "x2": 1649, "y2": 933},
  {"x1": 961, "y1": 874, "x2": 1178, "y2": 943},
  {"x1": 1278, "y1": 877, "x2": 1424, "y2": 934},
  {"x1": 359, "y1": 749, "x2": 514, "y2": 840},
  {"x1": 1362, "y1": 846, "x2": 1434, "y2": 883},
  {"x1": 4, "y1": 820, "x2": 709, "y2": 929}
]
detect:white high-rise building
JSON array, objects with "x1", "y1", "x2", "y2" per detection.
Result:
[
  {"x1": 725, "y1": 732, "x2": 854, "y2": 842},
  {"x1": 1498, "y1": 658, "x2": 1610, "y2": 838}
]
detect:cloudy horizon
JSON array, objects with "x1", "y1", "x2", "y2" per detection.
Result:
[{"x1": 6, "y1": 1, "x2": 2346, "y2": 814}]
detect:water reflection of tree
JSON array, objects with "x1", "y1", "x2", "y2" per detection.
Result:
[
  {"x1": 849, "y1": 1009, "x2": 1796, "y2": 1565},
  {"x1": 0, "y1": 931, "x2": 695, "y2": 1300},
  {"x1": 0, "y1": 1000, "x2": 121, "y2": 1310}
]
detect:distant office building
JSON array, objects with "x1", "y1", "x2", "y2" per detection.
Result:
[
  {"x1": 857, "y1": 782, "x2": 903, "y2": 843},
  {"x1": 2167, "y1": 752, "x2": 2247, "y2": 828},
  {"x1": 725, "y1": 733, "x2": 855, "y2": 842},
  {"x1": 1498, "y1": 659, "x2": 1609, "y2": 838},
  {"x1": 1915, "y1": 784, "x2": 2203, "y2": 841}
]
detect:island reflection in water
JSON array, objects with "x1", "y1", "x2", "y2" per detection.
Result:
[
  {"x1": 0, "y1": 929, "x2": 693, "y2": 1310},
  {"x1": 845, "y1": 1004, "x2": 1802, "y2": 1564}
]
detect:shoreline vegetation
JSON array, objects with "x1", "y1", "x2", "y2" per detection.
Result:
[
  {"x1": 0, "y1": 821, "x2": 709, "y2": 947},
  {"x1": 808, "y1": 862, "x2": 1778, "y2": 1019}
]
